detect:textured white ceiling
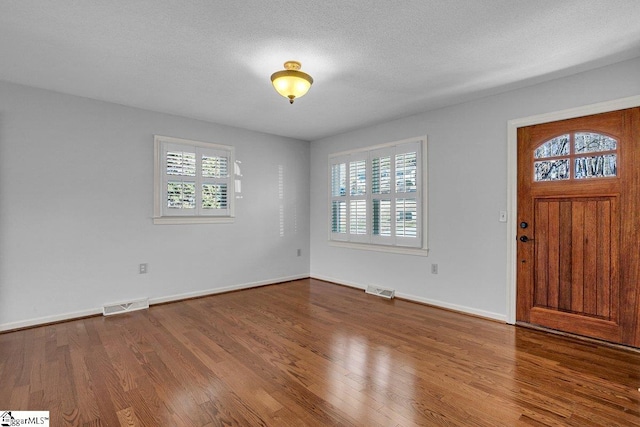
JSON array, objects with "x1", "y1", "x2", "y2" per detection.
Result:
[{"x1": 1, "y1": 1, "x2": 639, "y2": 141}]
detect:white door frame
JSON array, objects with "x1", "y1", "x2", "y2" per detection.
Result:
[{"x1": 505, "y1": 95, "x2": 640, "y2": 324}]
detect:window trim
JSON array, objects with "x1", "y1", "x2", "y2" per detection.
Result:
[
  {"x1": 153, "y1": 135, "x2": 235, "y2": 225},
  {"x1": 328, "y1": 136, "x2": 429, "y2": 256}
]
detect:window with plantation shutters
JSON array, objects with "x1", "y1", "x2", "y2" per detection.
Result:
[
  {"x1": 154, "y1": 135, "x2": 235, "y2": 224},
  {"x1": 329, "y1": 136, "x2": 427, "y2": 255}
]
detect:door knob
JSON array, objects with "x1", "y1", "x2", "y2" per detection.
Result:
[{"x1": 519, "y1": 235, "x2": 533, "y2": 242}]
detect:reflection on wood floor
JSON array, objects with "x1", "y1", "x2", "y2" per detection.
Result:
[{"x1": 1, "y1": 278, "x2": 639, "y2": 426}]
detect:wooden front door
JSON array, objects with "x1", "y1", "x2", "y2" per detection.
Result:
[{"x1": 516, "y1": 107, "x2": 640, "y2": 347}]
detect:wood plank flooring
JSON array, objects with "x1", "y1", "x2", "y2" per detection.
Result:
[{"x1": 1, "y1": 278, "x2": 639, "y2": 426}]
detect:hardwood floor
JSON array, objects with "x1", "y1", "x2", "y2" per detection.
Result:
[{"x1": 1, "y1": 279, "x2": 639, "y2": 426}]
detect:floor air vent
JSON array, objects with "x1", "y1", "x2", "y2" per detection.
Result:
[
  {"x1": 365, "y1": 285, "x2": 395, "y2": 299},
  {"x1": 103, "y1": 298, "x2": 149, "y2": 316}
]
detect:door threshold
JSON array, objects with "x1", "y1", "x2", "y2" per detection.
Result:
[{"x1": 516, "y1": 321, "x2": 640, "y2": 354}]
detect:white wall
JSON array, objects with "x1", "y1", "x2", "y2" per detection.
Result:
[
  {"x1": 310, "y1": 57, "x2": 640, "y2": 320},
  {"x1": 0, "y1": 81, "x2": 310, "y2": 330}
]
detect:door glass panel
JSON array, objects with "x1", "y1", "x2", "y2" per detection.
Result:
[
  {"x1": 575, "y1": 154, "x2": 617, "y2": 179},
  {"x1": 533, "y1": 132, "x2": 618, "y2": 182},
  {"x1": 534, "y1": 159, "x2": 570, "y2": 181},
  {"x1": 534, "y1": 134, "x2": 569, "y2": 159},
  {"x1": 575, "y1": 132, "x2": 617, "y2": 154}
]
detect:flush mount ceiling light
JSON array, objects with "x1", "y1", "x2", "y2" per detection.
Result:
[{"x1": 270, "y1": 61, "x2": 313, "y2": 104}]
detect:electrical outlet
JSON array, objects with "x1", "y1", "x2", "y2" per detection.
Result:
[
  {"x1": 139, "y1": 263, "x2": 148, "y2": 274},
  {"x1": 499, "y1": 211, "x2": 507, "y2": 222},
  {"x1": 431, "y1": 264, "x2": 438, "y2": 274}
]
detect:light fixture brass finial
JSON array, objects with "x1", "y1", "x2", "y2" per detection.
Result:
[
  {"x1": 270, "y1": 61, "x2": 313, "y2": 104},
  {"x1": 284, "y1": 61, "x2": 301, "y2": 71}
]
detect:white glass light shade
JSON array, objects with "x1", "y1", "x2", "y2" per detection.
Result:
[{"x1": 270, "y1": 61, "x2": 313, "y2": 104}]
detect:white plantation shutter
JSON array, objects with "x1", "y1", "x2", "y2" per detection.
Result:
[
  {"x1": 198, "y1": 149, "x2": 230, "y2": 215},
  {"x1": 154, "y1": 136, "x2": 234, "y2": 224},
  {"x1": 394, "y1": 141, "x2": 421, "y2": 247},
  {"x1": 348, "y1": 155, "x2": 368, "y2": 243},
  {"x1": 331, "y1": 200, "x2": 347, "y2": 233},
  {"x1": 163, "y1": 143, "x2": 197, "y2": 216},
  {"x1": 329, "y1": 137, "x2": 426, "y2": 252},
  {"x1": 330, "y1": 156, "x2": 348, "y2": 241},
  {"x1": 349, "y1": 200, "x2": 367, "y2": 234},
  {"x1": 371, "y1": 145, "x2": 394, "y2": 245}
]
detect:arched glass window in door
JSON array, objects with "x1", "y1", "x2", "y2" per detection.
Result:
[{"x1": 533, "y1": 132, "x2": 617, "y2": 182}]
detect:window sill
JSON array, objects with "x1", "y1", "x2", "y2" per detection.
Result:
[
  {"x1": 329, "y1": 240, "x2": 429, "y2": 256},
  {"x1": 153, "y1": 216, "x2": 235, "y2": 225}
]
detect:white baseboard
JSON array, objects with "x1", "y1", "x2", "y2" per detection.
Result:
[
  {"x1": 0, "y1": 307, "x2": 103, "y2": 332},
  {"x1": 311, "y1": 274, "x2": 366, "y2": 291},
  {"x1": 1, "y1": 274, "x2": 506, "y2": 331},
  {"x1": 394, "y1": 291, "x2": 506, "y2": 322},
  {"x1": 148, "y1": 274, "x2": 308, "y2": 305},
  {"x1": 311, "y1": 274, "x2": 506, "y2": 323},
  {"x1": 0, "y1": 274, "x2": 309, "y2": 332}
]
